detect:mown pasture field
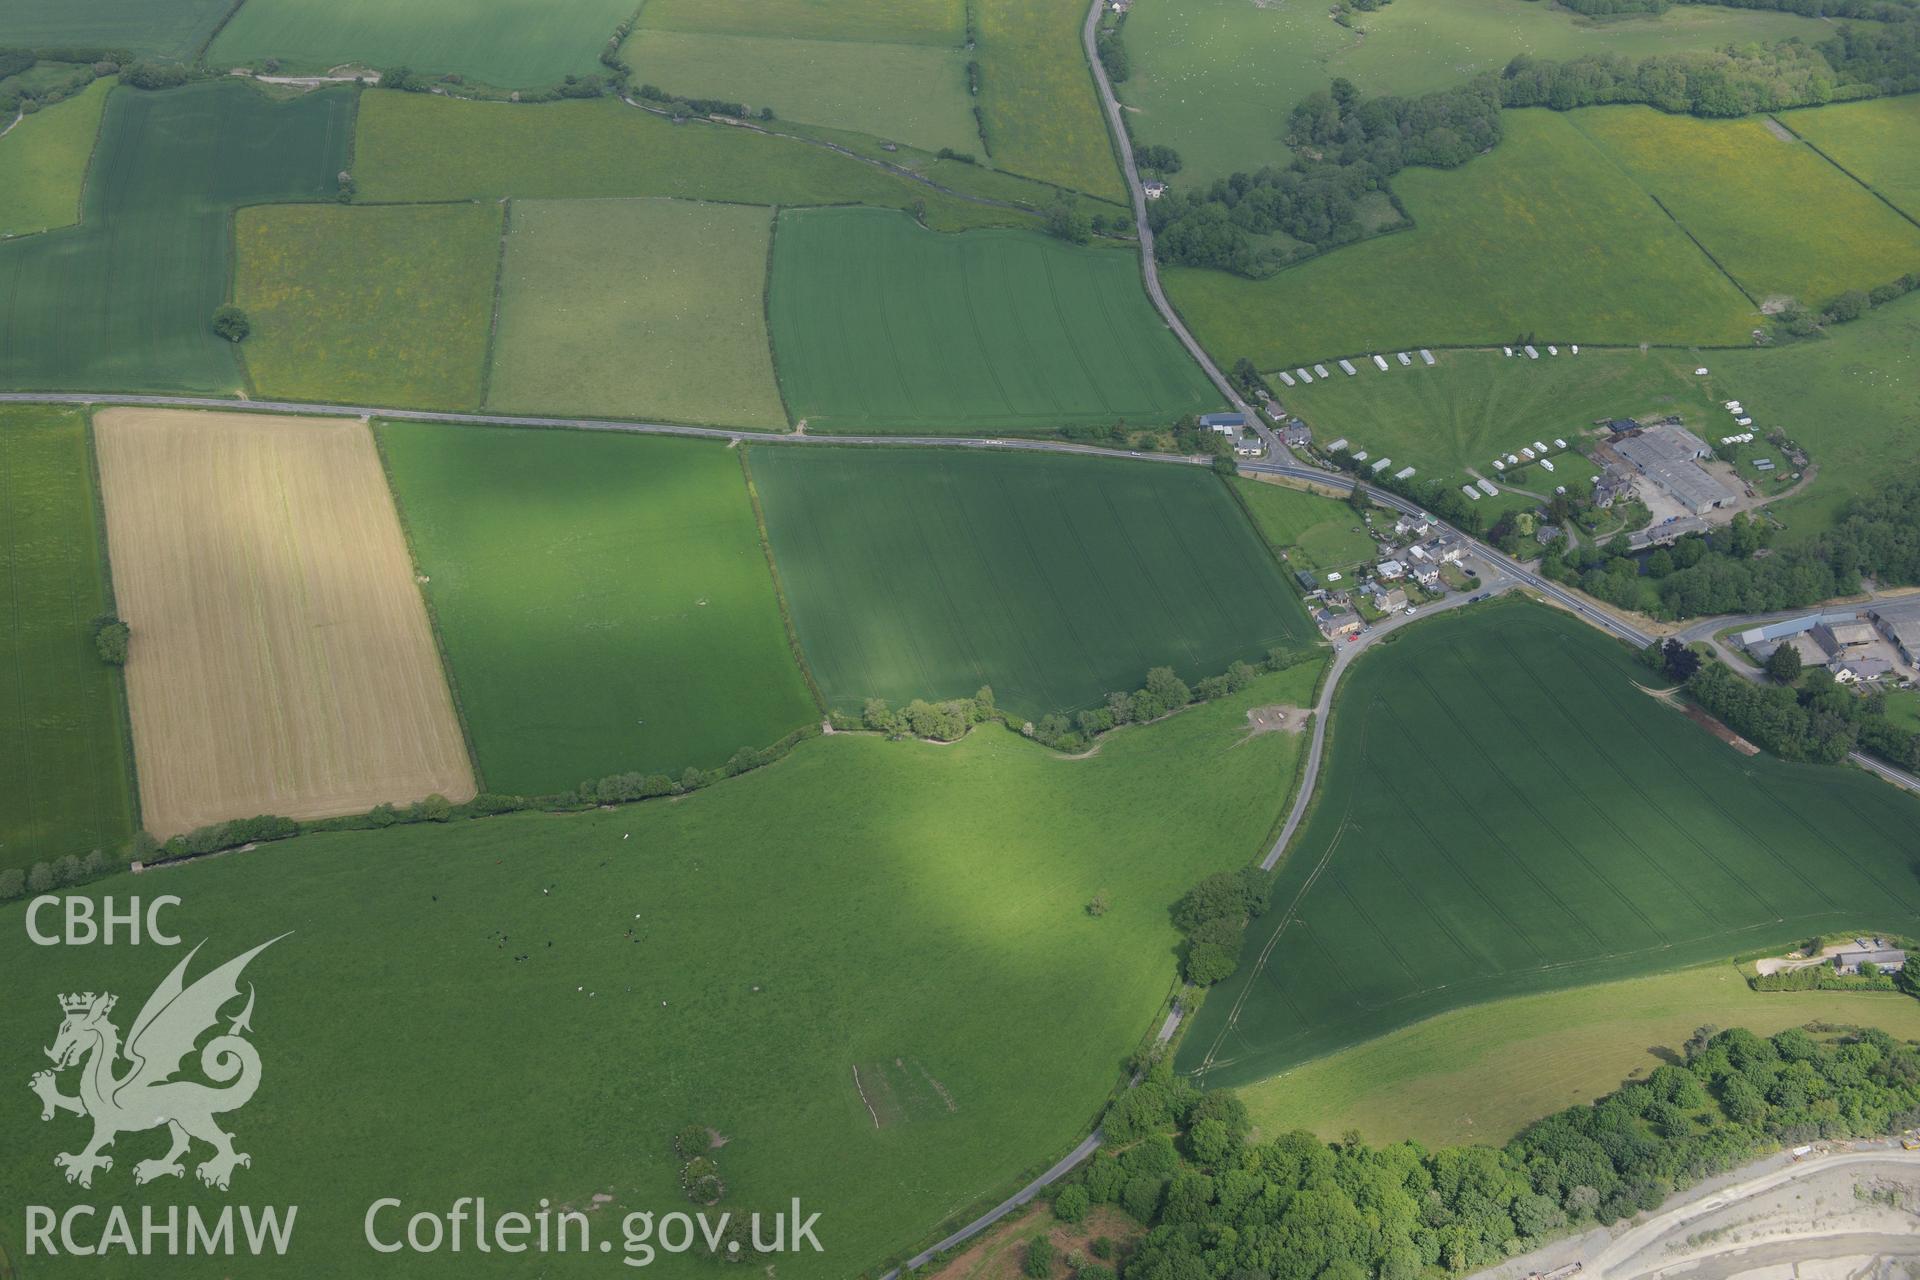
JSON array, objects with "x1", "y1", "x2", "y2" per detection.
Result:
[
  {"x1": 377, "y1": 424, "x2": 816, "y2": 796},
  {"x1": 1275, "y1": 347, "x2": 1726, "y2": 490},
  {"x1": 94, "y1": 410, "x2": 474, "y2": 837},
  {"x1": 1179, "y1": 601, "x2": 1920, "y2": 1090},
  {"x1": 0, "y1": 0, "x2": 233, "y2": 60},
  {"x1": 632, "y1": 0, "x2": 965, "y2": 45},
  {"x1": 976, "y1": 0, "x2": 1124, "y2": 200},
  {"x1": 1569, "y1": 106, "x2": 1920, "y2": 310},
  {"x1": 1237, "y1": 962, "x2": 1920, "y2": 1149},
  {"x1": 768, "y1": 207, "x2": 1219, "y2": 433},
  {"x1": 1164, "y1": 111, "x2": 1756, "y2": 372},
  {"x1": 1231, "y1": 477, "x2": 1378, "y2": 577},
  {"x1": 352, "y1": 92, "x2": 1036, "y2": 233},
  {"x1": 0, "y1": 407, "x2": 133, "y2": 873},
  {"x1": 1121, "y1": 0, "x2": 1839, "y2": 184},
  {"x1": 236, "y1": 201, "x2": 501, "y2": 411},
  {"x1": 750, "y1": 447, "x2": 1316, "y2": 717},
  {"x1": 0, "y1": 76, "x2": 109, "y2": 239},
  {"x1": 1779, "y1": 95, "x2": 1920, "y2": 223},
  {"x1": 208, "y1": 0, "x2": 635, "y2": 87},
  {"x1": 0, "y1": 665, "x2": 1317, "y2": 1278},
  {"x1": 487, "y1": 199, "x2": 787, "y2": 429},
  {"x1": 623, "y1": 30, "x2": 978, "y2": 156},
  {"x1": 0, "y1": 81, "x2": 351, "y2": 394}
]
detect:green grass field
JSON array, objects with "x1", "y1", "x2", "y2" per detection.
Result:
[
  {"x1": 1231, "y1": 477, "x2": 1377, "y2": 576},
  {"x1": 976, "y1": 0, "x2": 1124, "y2": 200},
  {"x1": 1179, "y1": 600, "x2": 1920, "y2": 1089},
  {"x1": 633, "y1": 0, "x2": 964, "y2": 44},
  {"x1": 487, "y1": 198, "x2": 787, "y2": 429},
  {"x1": 1780, "y1": 95, "x2": 1920, "y2": 223},
  {"x1": 1235, "y1": 962, "x2": 1920, "y2": 1149},
  {"x1": 623, "y1": 30, "x2": 978, "y2": 155},
  {"x1": 0, "y1": 406, "x2": 133, "y2": 873},
  {"x1": 0, "y1": 663, "x2": 1314, "y2": 1278},
  {"x1": 0, "y1": 81, "x2": 352, "y2": 394},
  {"x1": 0, "y1": 0, "x2": 233, "y2": 60},
  {"x1": 236, "y1": 202, "x2": 500, "y2": 410},
  {"x1": 377, "y1": 424, "x2": 815, "y2": 796},
  {"x1": 1121, "y1": 0, "x2": 1839, "y2": 184},
  {"x1": 768, "y1": 207, "x2": 1219, "y2": 432},
  {"x1": 1165, "y1": 110, "x2": 1756, "y2": 372},
  {"x1": 1569, "y1": 106, "x2": 1920, "y2": 310},
  {"x1": 0, "y1": 76, "x2": 109, "y2": 239},
  {"x1": 352, "y1": 92, "x2": 1036, "y2": 233},
  {"x1": 208, "y1": 0, "x2": 635, "y2": 86},
  {"x1": 1887, "y1": 689, "x2": 1920, "y2": 733},
  {"x1": 750, "y1": 447, "x2": 1316, "y2": 717}
]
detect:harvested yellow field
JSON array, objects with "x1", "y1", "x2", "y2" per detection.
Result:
[{"x1": 93, "y1": 409, "x2": 475, "y2": 836}]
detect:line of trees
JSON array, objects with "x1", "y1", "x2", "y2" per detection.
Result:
[
  {"x1": 1072, "y1": 1024, "x2": 1920, "y2": 1279},
  {"x1": 1564, "y1": 0, "x2": 1919, "y2": 17},
  {"x1": 1171, "y1": 867, "x2": 1271, "y2": 985}
]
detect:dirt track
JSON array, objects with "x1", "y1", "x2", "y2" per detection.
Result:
[{"x1": 94, "y1": 409, "x2": 474, "y2": 835}]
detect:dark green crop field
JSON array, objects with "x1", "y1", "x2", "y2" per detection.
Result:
[
  {"x1": 0, "y1": 406, "x2": 133, "y2": 873},
  {"x1": 1181, "y1": 602, "x2": 1920, "y2": 1089},
  {"x1": 377, "y1": 424, "x2": 817, "y2": 796},
  {"x1": 750, "y1": 447, "x2": 1315, "y2": 717},
  {"x1": 0, "y1": 81, "x2": 353, "y2": 394},
  {"x1": 767, "y1": 207, "x2": 1220, "y2": 433}
]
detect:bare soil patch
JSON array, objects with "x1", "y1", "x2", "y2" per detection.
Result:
[{"x1": 94, "y1": 409, "x2": 475, "y2": 835}]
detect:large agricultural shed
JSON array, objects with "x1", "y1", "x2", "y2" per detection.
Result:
[{"x1": 1613, "y1": 423, "x2": 1735, "y2": 516}]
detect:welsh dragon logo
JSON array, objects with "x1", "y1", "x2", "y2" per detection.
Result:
[{"x1": 30, "y1": 936, "x2": 285, "y2": 1191}]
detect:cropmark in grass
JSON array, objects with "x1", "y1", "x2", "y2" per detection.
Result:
[
  {"x1": 0, "y1": 663, "x2": 1317, "y2": 1278},
  {"x1": 486, "y1": 198, "x2": 788, "y2": 429},
  {"x1": 1180, "y1": 600, "x2": 1920, "y2": 1089},
  {"x1": 751, "y1": 446, "x2": 1317, "y2": 718},
  {"x1": 236, "y1": 201, "x2": 501, "y2": 411}
]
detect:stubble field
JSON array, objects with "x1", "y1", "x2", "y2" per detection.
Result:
[
  {"x1": 750, "y1": 446, "x2": 1316, "y2": 717},
  {"x1": 0, "y1": 406, "x2": 134, "y2": 872},
  {"x1": 486, "y1": 198, "x2": 788, "y2": 429},
  {"x1": 93, "y1": 409, "x2": 474, "y2": 836},
  {"x1": 1180, "y1": 601, "x2": 1920, "y2": 1089},
  {"x1": 768, "y1": 207, "x2": 1219, "y2": 433},
  {"x1": 376, "y1": 424, "x2": 817, "y2": 796}
]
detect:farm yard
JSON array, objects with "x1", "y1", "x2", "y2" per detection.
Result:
[
  {"x1": 1236, "y1": 962, "x2": 1920, "y2": 1149},
  {"x1": 0, "y1": 80, "x2": 351, "y2": 394},
  {"x1": 749, "y1": 447, "x2": 1315, "y2": 717},
  {"x1": 0, "y1": 76, "x2": 110, "y2": 239},
  {"x1": 235, "y1": 202, "x2": 501, "y2": 411},
  {"x1": 1568, "y1": 107, "x2": 1920, "y2": 312},
  {"x1": 1231, "y1": 477, "x2": 1378, "y2": 578},
  {"x1": 1117, "y1": 0, "x2": 1839, "y2": 184},
  {"x1": 1780, "y1": 94, "x2": 1920, "y2": 222},
  {"x1": 207, "y1": 0, "x2": 636, "y2": 86},
  {"x1": 768, "y1": 207, "x2": 1219, "y2": 432},
  {"x1": 1164, "y1": 110, "x2": 1757, "y2": 373},
  {"x1": 350, "y1": 91, "x2": 1034, "y2": 233},
  {"x1": 0, "y1": 0, "x2": 234, "y2": 60},
  {"x1": 1180, "y1": 601, "x2": 1920, "y2": 1089},
  {"x1": 486, "y1": 198, "x2": 787, "y2": 429},
  {"x1": 377, "y1": 424, "x2": 816, "y2": 796},
  {"x1": 0, "y1": 406, "x2": 133, "y2": 874},
  {"x1": 93, "y1": 409, "x2": 474, "y2": 837},
  {"x1": 0, "y1": 664, "x2": 1317, "y2": 1279}
]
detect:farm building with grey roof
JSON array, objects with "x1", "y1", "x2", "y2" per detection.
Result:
[{"x1": 1613, "y1": 424, "x2": 1735, "y2": 516}]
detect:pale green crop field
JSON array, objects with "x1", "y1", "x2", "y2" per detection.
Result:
[
  {"x1": 486, "y1": 198, "x2": 788, "y2": 429},
  {"x1": 977, "y1": 0, "x2": 1124, "y2": 200},
  {"x1": 0, "y1": 76, "x2": 110, "y2": 239},
  {"x1": 1780, "y1": 94, "x2": 1920, "y2": 222}
]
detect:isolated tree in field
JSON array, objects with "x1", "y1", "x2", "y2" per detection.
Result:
[
  {"x1": 1085, "y1": 889, "x2": 1111, "y2": 918},
  {"x1": 212, "y1": 305, "x2": 250, "y2": 343},
  {"x1": 673, "y1": 1123, "x2": 711, "y2": 1160},
  {"x1": 92, "y1": 616, "x2": 129, "y2": 664},
  {"x1": 1766, "y1": 642, "x2": 1803, "y2": 685}
]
